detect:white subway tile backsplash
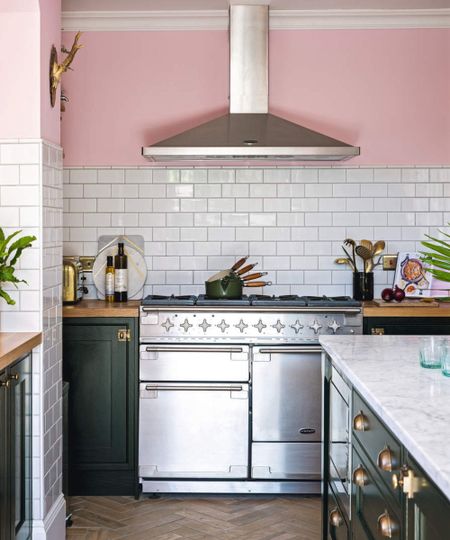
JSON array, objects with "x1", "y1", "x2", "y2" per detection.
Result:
[
  {"x1": 0, "y1": 164, "x2": 20, "y2": 184},
  {"x1": 1, "y1": 185, "x2": 39, "y2": 206},
  {"x1": 1, "y1": 143, "x2": 40, "y2": 164},
  {"x1": 62, "y1": 166, "x2": 450, "y2": 295}
]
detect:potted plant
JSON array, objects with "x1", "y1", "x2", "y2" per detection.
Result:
[{"x1": 0, "y1": 228, "x2": 36, "y2": 305}]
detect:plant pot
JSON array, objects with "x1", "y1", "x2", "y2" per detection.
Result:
[{"x1": 353, "y1": 272, "x2": 374, "y2": 301}]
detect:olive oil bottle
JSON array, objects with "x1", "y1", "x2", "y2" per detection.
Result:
[
  {"x1": 105, "y1": 256, "x2": 115, "y2": 302},
  {"x1": 114, "y1": 243, "x2": 128, "y2": 302}
]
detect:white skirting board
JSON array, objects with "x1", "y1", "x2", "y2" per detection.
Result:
[{"x1": 32, "y1": 495, "x2": 66, "y2": 540}]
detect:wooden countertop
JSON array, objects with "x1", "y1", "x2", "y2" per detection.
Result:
[
  {"x1": 363, "y1": 300, "x2": 450, "y2": 317},
  {"x1": 0, "y1": 332, "x2": 42, "y2": 372},
  {"x1": 63, "y1": 299, "x2": 140, "y2": 318}
]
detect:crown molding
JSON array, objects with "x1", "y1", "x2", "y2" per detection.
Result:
[{"x1": 61, "y1": 8, "x2": 450, "y2": 32}]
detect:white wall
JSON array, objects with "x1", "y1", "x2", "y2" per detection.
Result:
[{"x1": 63, "y1": 166, "x2": 450, "y2": 298}]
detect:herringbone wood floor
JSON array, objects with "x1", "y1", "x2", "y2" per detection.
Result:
[{"x1": 66, "y1": 495, "x2": 321, "y2": 540}]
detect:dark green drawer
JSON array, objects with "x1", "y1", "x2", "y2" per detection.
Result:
[
  {"x1": 352, "y1": 390, "x2": 402, "y2": 504},
  {"x1": 352, "y1": 442, "x2": 402, "y2": 540},
  {"x1": 327, "y1": 483, "x2": 349, "y2": 540}
]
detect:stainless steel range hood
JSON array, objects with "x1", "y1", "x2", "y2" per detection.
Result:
[{"x1": 142, "y1": 5, "x2": 359, "y2": 163}]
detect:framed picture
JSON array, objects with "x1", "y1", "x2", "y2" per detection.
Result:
[
  {"x1": 393, "y1": 252, "x2": 450, "y2": 297},
  {"x1": 393, "y1": 252, "x2": 431, "y2": 297}
]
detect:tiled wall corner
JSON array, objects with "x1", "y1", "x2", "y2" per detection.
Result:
[
  {"x1": 0, "y1": 139, "x2": 64, "y2": 526},
  {"x1": 63, "y1": 166, "x2": 450, "y2": 298}
]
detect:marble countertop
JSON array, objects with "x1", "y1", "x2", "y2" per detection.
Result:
[
  {"x1": 0, "y1": 332, "x2": 42, "y2": 372},
  {"x1": 320, "y1": 335, "x2": 450, "y2": 501}
]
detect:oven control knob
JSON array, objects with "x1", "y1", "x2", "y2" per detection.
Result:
[
  {"x1": 290, "y1": 319, "x2": 304, "y2": 334},
  {"x1": 161, "y1": 318, "x2": 174, "y2": 332},
  {"x1": 309, "y1": 319, "x2": 322, "y2": 334},
  {"x1": 180, "y1": 319, "x2": 193, "y2": 333},
  {"x1": 328, "y1": 320, "x2": 341, "y2": 334},
  {"x1": 199, "y1": 319, "x2": 211, "y2": 333},
  {"x1": 235, "y1": 319, "x2": 248, "y2": 333}
]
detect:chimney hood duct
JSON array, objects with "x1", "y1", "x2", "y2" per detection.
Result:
[{"x1": 142, "y1": 5, "x2": 360, "y2": 163}]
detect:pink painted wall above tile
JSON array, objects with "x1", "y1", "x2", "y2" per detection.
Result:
[{"x1": 61, "y1": 28, "x2": 450, "y2": 166}]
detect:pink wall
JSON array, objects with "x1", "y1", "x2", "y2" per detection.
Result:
[
  {"x1": 40, "y1": 0, "x2": 61, "y2": 145},
  {"x1": 61, "y1": 28, "x2": 450, "y2": 166},
  {"x1": 0, "y1": 2, "x2": 40, "y2": 139}
]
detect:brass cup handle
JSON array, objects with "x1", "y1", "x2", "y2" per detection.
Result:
[
  {"x1": 377, "y1": 445, "x2": 397, "y2": 472},
  {"x1": 353, "y1": 410, "x2": 369, "y2": 431},
  {"x1": 377, "y1": 510, "x2": 399, "y2": 538},
  {"x1": 0, "y1": 373, "x2": 18, "y2": 388},
  {"x1": 329, "y1": 507, "x2": 344, "y2": 528},
  {"x1": 353, "y1": 465, "x2": 369, "y2": 487}
]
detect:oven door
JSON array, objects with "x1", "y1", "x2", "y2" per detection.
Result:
[
  {"x1": 252, "y1": 346, "x2": 322, "y2": 442},
  {"x1": 140, "y1": 344, "x2": 249, "y2": 382},
  {"x1": 139, "y1": 382, "x2": 249, "y2": 479}
]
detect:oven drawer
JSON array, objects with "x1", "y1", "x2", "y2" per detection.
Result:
[
  {"x1": 252, "y1": 346, "x2": 321, "y2": 442},
  {"x1": 140, "y1": 344, "x2": 249, "y2": 382},
  {"x1": 251, "y1": 442, "x2": 321, "y2": 480},
  {"x1": 139, "y1": 382, "x2": 249, "y2": 479}
]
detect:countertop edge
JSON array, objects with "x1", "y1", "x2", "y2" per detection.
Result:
[
  {"x1": 63, "y1": 300, "x2": 140, "y2": 318},
  {"x1": 0, "y1": 332, "x2": 42, "y2": 372},
  {"x1": 320, "y1": 337, "x2": 450, "y2": 502}
]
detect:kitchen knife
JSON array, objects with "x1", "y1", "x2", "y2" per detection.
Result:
[
  {"x1": 242, "y1": 272, "x2": 268, "y2": 282},
  {"x1": 231, "y1": 256, "x2": 249, "y2": 272},
  {"x1": 236, "y1": 262, "x2": 258, "y2": 275},
  {"x1": 244, "y1": 281, "x2": 272, "y2": 287}
]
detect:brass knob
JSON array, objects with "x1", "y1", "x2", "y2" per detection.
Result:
[
  {"x1": 377, "y1": 510, "x2": 399, "y2": 538},
  {"x1": 0, "y1": 379, "x2": 10, "y2": 388},
  {"x1": 329, "y1": 507, "x2": 343, "y2": 528},
  {"x1": 392, "y1": 473, "x2": 400, "y2": 490},
  {"x1": 377, "y1": 445, "x2": 397, "y2": 472},
  {"x1": 353, "y1": 465, "x2": 369, "y2": 487},
  {"x1": 353, "y1": 410, "x2": 369, "y2": 431},
  {"x1": 8, "y1": 373, "x2": 19, "y2": 382}
]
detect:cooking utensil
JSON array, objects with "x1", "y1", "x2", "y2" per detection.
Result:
[
  {"x1": 237, "y1": 262, "x2": 258, "y2": 276},
  {"x1": 344, "y1": 238, "x2": 357, "y2": 270},
  {"x1": 231, "y1": 256, "x2": 249, "y2": 272},
  {"x1": 242, "y1": 272, "x2": 268, "y2": 282},
  {"x1": 342, "y1": 246, "x2": 357, "y2": 271},
  {"x1": 372, "y1": 240, "x2": 385, "y2": 257},
  {"x1": 205, "y1": 273, "x2": 243, "y2": 299},
  {"x1": 355, "y1": 245, "x2": 373, "y2": 273},
  {"x1": 244, "y1": 281, "x2": 272, "y2": 288},
  {"x1": 335, "y1": 257, "x2": 356, "y2": 272},
  {"x1": 360, "y1": 239, "x2": 373, "y2": 252}
]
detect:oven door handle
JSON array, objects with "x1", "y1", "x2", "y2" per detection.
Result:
[
  {"x1": 144, "y1": 384, "x2": 244, "y2": 392},
  {"x1": 257, "y1": 346, "x2": 322, "y2": 354},
  {"x1": 144, "y1": 346, "x2": 244, "y2": 354}
]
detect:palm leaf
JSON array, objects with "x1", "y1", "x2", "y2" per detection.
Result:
[{"x1": 0, "y1": 289, "x2": 15, "y2": 305}]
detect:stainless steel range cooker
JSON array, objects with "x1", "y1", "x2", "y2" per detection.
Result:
[{"x1": 139, "y1": 294, "x2": 362, "y2": 495}]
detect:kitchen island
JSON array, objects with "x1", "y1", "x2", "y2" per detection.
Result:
[{"x1": 320, "y1": 334, "x2": 450, "y2": 539}]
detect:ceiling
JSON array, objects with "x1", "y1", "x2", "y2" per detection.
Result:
[{"x1": 62, "y1": 0, "x2": 450, "y2": 11}]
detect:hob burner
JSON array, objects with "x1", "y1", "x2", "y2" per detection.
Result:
[{"x1": 142, "y1": 295, "x2": 196, "y2": 306}]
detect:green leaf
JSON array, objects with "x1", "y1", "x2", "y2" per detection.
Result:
[
  {"x1": 0, "y1": 289, "x2": 15, "y2": 305},
  {"x1": 421, "y1": 241, "x2": 450, "y2": 258},
  {"x1": 426, "y1": 268, "x2": 450, "y2": 282},
  {"x1": 0, "y1": 227, "x2": 4, "y2": 243}
]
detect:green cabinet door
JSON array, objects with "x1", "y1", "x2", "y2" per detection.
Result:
[
  {"x1": 63, "y1": 318, "x2": 138, "y2": 495},
  {"x1": 405, "y1": 453, "x2": 450, "y2": 540},
  {"x1": 0, "y1": 369, "x2": 9, "y2": 540},
  {"x1": 10, "y1": 354, "x2": 32, "y2": 540}
]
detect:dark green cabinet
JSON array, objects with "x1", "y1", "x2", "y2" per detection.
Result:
[
  {"x1": 364, "y1": 317, "x2": 450, "y2": 336},
  {"x1": 404, "y1": 453, "x2": 449, "y2": 540},
  {"x1": 0, "y1": 354, "x2": 32, "y2": 540},
  {"x1": 323, "y1": 355, "x2": 450, "y2": 540},
  {"x1": 63, "y1": 317, "x2": 138, "y2": 495}
]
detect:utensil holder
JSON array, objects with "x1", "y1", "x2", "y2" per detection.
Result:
[{"x1": 353, "y1": 272, "x2": 374, "y2": 301}]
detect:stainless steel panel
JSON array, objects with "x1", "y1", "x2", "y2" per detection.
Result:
[
  {"x1": 252, "y1": 347, "x2": 321, "y2": 442},
  {"x1": 140, "y1": 344, "x2": 249, "y2": 382},
  {"x1": 139, "y1": 383, "x2": 249, "y2": 479},
  {"x1": 251, "y1": 443, "x2": 321, "y2": 480},
  {"x1": 229, "y1": 5, "x2": 268, "y2": 114},
  {"x1": 140, "y1": 308, "x2": 362, "y2": 344},
  {"x1": 141, "y1": 480, "x2": 321, "y2": 495}
]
